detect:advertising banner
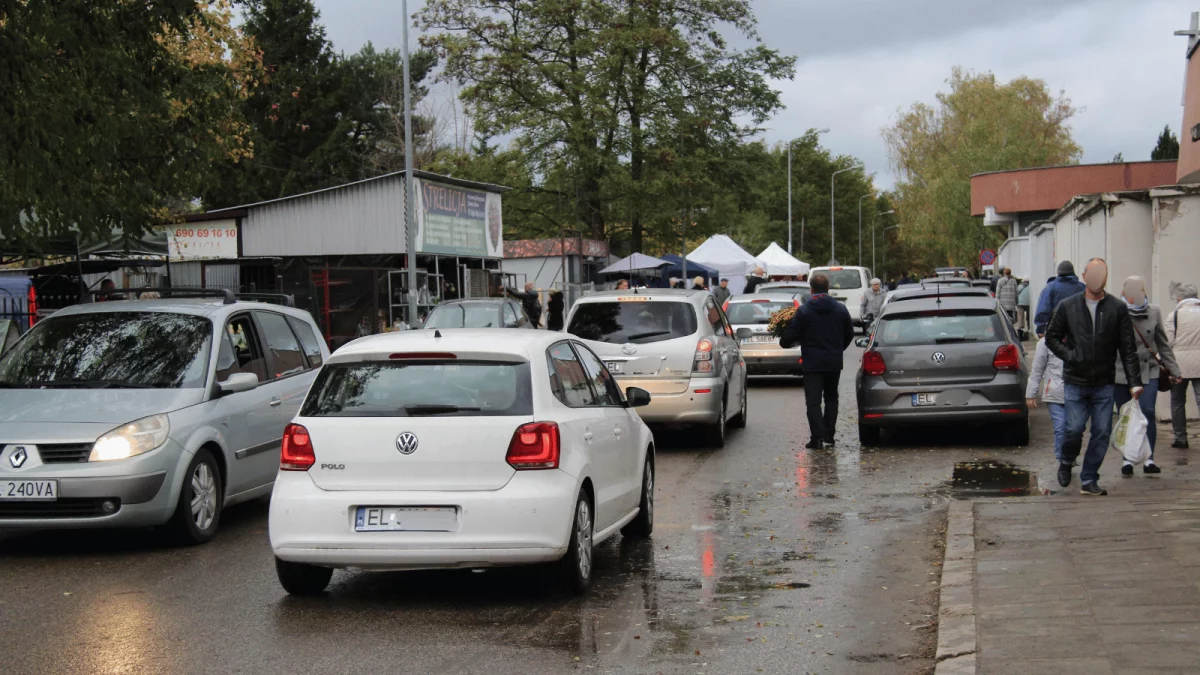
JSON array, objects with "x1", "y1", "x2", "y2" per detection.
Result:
[
  {"x1": 415, "y1": 178, "x2": 503, "y2": 258},
  {"x1": 166, "y1": 219, "x2": 239, "y2": 261}
]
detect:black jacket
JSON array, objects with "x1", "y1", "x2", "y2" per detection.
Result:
[
  {"x1": 1045, "y1": 292, "x2": 1142, "y2": 388},
  {"x1": 508, "y1": 288, "x2": 543, "y2": 324},
  {"x1": 743, "y1": 276, "x2": 766, "y2": 294},
  {"x1": 546, "y1": 294, "x2": 565, "y2": 331},
  {"x1": 780, "y1": 294, "x2": 853, "y2": 372}
]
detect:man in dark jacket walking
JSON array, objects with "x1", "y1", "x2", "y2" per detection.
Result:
[
  {"x1": 507, "y1": 283, "x2": 543, "y2": 328},
  {"x1": 781, "y1": 273, "x2": 854, "y2": 449},
  {"x1": 1035, "y1": 260, "x2": 1086, "y2": 336},
  {"x1": 1045, "y1": 258, "x2": 1143, "y2": 495}
]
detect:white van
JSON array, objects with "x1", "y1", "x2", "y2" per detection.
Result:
[{"x1": 808, "y1": 266, "x2": 872, "y2": 329}]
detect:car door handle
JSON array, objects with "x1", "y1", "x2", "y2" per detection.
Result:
[
  {"x1": 583, "y1": 430, "x2": 594, "y2": 441},
  {"x1": 613, "y1": 427, "x2": 622, "y2": 437},
  {"x1": 269, "y1": 398, "x2": 282, "y2": 407}
]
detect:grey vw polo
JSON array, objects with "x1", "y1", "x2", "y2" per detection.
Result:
[{"x1": 0, "y1": 294, "x2": 329, "y2": 544}]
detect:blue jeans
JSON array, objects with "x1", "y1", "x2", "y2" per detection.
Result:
[
  {"x1": 1063, "y1": 384, "x2": 1116, "y2": 484},
  {"x1": 1046, "y1": 402, "x2": 1067, "y2": 463},
  {"x1": 1112, "y1": 379, "x2": 1159, "y2": 459}
]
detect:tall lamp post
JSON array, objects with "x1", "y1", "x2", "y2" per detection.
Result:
[
  {"x1": 872, "y1": 209, "x2": 895, "y2": 275},
  {"x1": 788, "y1": 128, "x2": 829, "y2": 255},
  {"x1": 857, "y1": 194, "x2": 873, "y2": 267},
  {"x1": 830, "y1": 163, "x2": 864, "y2": 264},
  {"x1": 401, "y1": 0, "x2": 418, "y2": 326},
  {"x1": 881, "y1": 223, "x2": 900, "y2": 279}
]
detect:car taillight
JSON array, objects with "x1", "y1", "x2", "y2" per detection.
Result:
[
  {"x1": 722, "y1": 300, "x2": 729, "y2": 312},
  {"x1": 280, "y1": 423, "x2": 315, "y2": 471},
  {"x1": 27, "y1": 286, "x2": 37, "y2": 326},
  {"x1": 693, "y1": 337, "x2": 716, "y2": 373},
  {"x1": 506, "y1": 422, "x2": 560, "y2": 470},
  {"x1": 993, "y1": 344, "x2": 1020, "y2": 371},
  {"x1": 793, "y1": 299, "x2": 800, "y2": 309},
  {"x1": 862, "y1": 350, "x2": 886, "y2": 376}
]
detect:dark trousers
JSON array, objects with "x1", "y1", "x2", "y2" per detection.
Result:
[{"x1": 803, "y1": 370, "x2": 841, "y2": 442}]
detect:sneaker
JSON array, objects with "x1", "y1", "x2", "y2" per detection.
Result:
[
  {"x1": 1121, "y1": 463, "x2": 1134, "y2": 476},
  {"x1": 1144, "y1": 463, "x2": 1162, "y2": 474},
  {"x1": 805, "y1": 439, "x2": 824, "y2": 450},
  {"x1": 1171, "y1": 440, "x2": 1189, "y2": 449},
  {"x1": 1080, "y1": 482, "x2": 1108, "y2": 496},
  {"x1": 1057, "y1": 462, "x2": 1073, "y2": 487},
  {"x1": 823, "y1": 437, "x2": 836, "y2": 447}
]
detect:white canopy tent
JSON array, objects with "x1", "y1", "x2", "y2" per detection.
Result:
[
  {"x1": 757, "y1": 242, "x2": 810, "y2": 277},
  {"x1": 686, "y1": 235, "x2": 763, "y2": 295},
  {"x1": 598, "y1": 252, "x2": 670, "y2": 275}
]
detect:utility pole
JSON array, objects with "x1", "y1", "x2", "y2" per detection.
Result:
[
  {"x1": 830, "y1": 163, "x2": 863, "y2": 264},
  {"x1": 857, "y1": 194, "x2": 872, "y2": 267},
  {"x1": 873, "y1": 209, "x2": 895, "y2": 276},
  {"x1": 402, "y1": 0, "x2": 417, "y2": 326}
]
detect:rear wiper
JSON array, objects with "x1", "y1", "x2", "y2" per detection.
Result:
[
  {"x1": 403, "y1": 404, "x2": 483, "y2": 416},
  {"x1": 626, "y1": 330, "x2": 672, "y2": 341},
  {"x1": 934, "y1": 337, "x2": 978, "y2": 344}
]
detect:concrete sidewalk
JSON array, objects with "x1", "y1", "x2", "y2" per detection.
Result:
[{"x1": 938, "y1": 436, "x2": 1200, "y2": 674}]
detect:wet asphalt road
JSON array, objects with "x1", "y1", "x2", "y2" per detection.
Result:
[{"x1": 0, "y1": 347, "x2": 1063, "y2": 675}]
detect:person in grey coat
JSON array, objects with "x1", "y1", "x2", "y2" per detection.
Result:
[
  {"x1": 712, "y1": 279, "x2": 732, "y2": 306},
  {"x1": 860, "y1": 278, "x2": 886, "y2": 325},
  {"x1": 1114, "y1": 276, "x2": 1182, "y2": 474},
  {"x1": 1026, "y1": 337, "x2": 1066, "y2": 464}
]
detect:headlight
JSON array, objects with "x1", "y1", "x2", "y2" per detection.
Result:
[{"x1": 89, "y1": 414, "x2": 171, "y2": 462}]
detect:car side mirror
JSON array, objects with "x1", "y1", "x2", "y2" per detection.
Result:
[
  {"x1": 625, "y1": 386, "x2": 651, "y2": 408},
  {"x1": 735, "y1": 327, "x2": 754, "y2": 340},
  {"x1": 854, "y1": 336, "x2": 871, "y2": 348},
  {"x1": 217, "y1": 372, "x2": 259, "y2": 395}
]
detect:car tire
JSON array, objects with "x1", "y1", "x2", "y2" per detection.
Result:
[
  {"x1": 1006, "y1": 419, "x2": 1030, "y2": 447},
  {"x1": 704, "y1": 399, "x2": 727, "y2": 448},
  {"x1": 729, "y1": 381, "x2": 748, "y2": 429},
  {"x1": 560, "y1": 490, "x2": 594, "y2": 594},
  {"x1": 858, "y1": 423, "x2": 882, "y2": 447},
  {"x1": 622, "y1": 456, "x2": 654, "y2": 539},
  {"x1": 275, "y1": 557, "x2": 334, "y2": 596},
  {"x1": 168, "y1": 448, "x2": 223, "y2": 545}
]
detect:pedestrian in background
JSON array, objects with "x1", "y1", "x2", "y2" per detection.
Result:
[
  {"x1": 1035, "y1": 260, "x2": 1086, "y2": 336},
  {"x1": 780, "y1": 272, "x2": 854, "y2": 449},
  {"x1": 1026, "y1": 335, "x2": 1067, "y2": 466},
  {"x1": 692, "y1": 276, "x2": 708, "y2": 292},
  {"x1": 507, "y1": 282, "x2": 543, "y2": 329},
  {"x1": 744, "y1": 267, "x2": 767, "y2": 293},
  {"x1": 1017, "y1": 279, "x2": 1031, "y2": 337},
  {"x1": 546, "y1": 290, "x2": 565, "y2": 331},
  {"x1": 1113, "y1": 276, "x2": 1180, "y2": 475},
  {"x1": 615, "y1": 279, "x2": 629, "y2": 290},
  {"x1": 860, "y1": 278, "x2": 886, "y2": 325},
  {"x1": 712, "y1": 278, "x2": 732, "y2": 306},
  {"x1": 996, "y1": 267, "x2": 1019, "y2": 324},
  {"x1": 1044, "y1": 258, "x2": 1142, "y2": 495},
  {"x1": 1167, "y1": 283, "x2": 1200, "y2": 448}
]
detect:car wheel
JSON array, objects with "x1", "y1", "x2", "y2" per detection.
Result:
[
  {"x1": 275, "y1": 557, "x2": 334, "y2": 596},
  {"x1": 858, "y1": 423, "x2": 882, "y2": 447},
  {"x1": 1006, "y1": 419, "x2": 1030, "y2": 447},
  {"x1": 704, "y1": 399, "x2": 727, "y2": 448},
  {"x1": 560, "y1": 491, "x2": 594, "y2": 593},
  {"x1": 729, "y1": 380, "x2": 748, "y2": 429},
  {"x1": 622, "y1": 457, "x2": 654, "y2": 539},
  {"x1": 168, "y1": 448, "x2": 223, "y2": 545}
]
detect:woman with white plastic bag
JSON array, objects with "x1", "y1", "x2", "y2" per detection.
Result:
[{"x1": 1113, "y1": 277, "x2": 1182, "y2": 475}]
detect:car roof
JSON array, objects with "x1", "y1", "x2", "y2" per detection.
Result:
[
  {"x1": 435, "y1": 298, "x2": 510, "y2": 306},
  {"x1": 48, "y1": 298, "x2": 312, "y2": 321},
  {"x1": 920, "y1": 277, "x2": 972, "y2": 285},
  {"x1": 326, "y1": 328, "x2": 569, "y2": 363},
  {"x1": 758, "y1": 282, "x2": 810, "y2": 289},
  {"x1": 810, "y1": 265, "x2": 869, "y2": 271},
  {"x1": 889, "y1": 286, "x2": 989, "y2": 301},
  {"x1": 880, "y1": 296, "x2": 1000, "y2": 317},
  {"x1": 728, "y1": 293, "x2": 800, "y2": 303},
  {"x1": 576, "y1": 288, "x2": 710, "y2": 304}
]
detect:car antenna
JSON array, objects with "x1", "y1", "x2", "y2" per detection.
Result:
[{"x1": 434, "y1": 329, "x2": 442, "y2": 339}]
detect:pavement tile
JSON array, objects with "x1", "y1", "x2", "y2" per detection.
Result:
[
  {"x1": 979, "y1": 657, "x2": 1114, "y2": 675},
  {"x1": 979, "y1": 631, "x2": 1102, "y2": 660},
  {"x1": 977, "y1": 569, "x2": 1083, "y2": 590},
  {"x1": 1107, "y1": 642, "x2": 1200, "y2": 668},
  {"x1": 977, "y1": 615, "x2": 1096, "y2": 637},
  {"x1": 1092, "y1": 605, "x2": 1200, "y2": 625},
  {"x1": 1097, "y1": 622, "x2": 1200, "y2": 643},
  {"x1": 1113, "y1": 669, "x2": 1200, "y2": 675},
  {"x1": 978, "y1": 583, "x2": 1088, "y2": 605},
  {"x1": 1085, "y1": 584, "x2": 1200, "y2": 608},
  {"x1": 976, "y1": 502, "x2": 1055, "y2": 519},
  {"x1": 1067, "y1": 533, "x2": 1168, "y2": 553},
  {"x1": 978, "y1": 597, "x2": 1093, "y2": 621},
  {"x1": 976, "y1": 543, "x2": 1067, "y2": 561}
]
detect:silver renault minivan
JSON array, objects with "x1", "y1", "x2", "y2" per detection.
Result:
[
  {"x1": 0, "y1": 293, "x2": 329, "y2": 544},
  {"x1": 565, "y1": 289, "x2": 747, "y2": 447}
]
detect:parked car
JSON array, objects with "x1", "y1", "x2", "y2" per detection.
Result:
[
  {"x1": 268, "y1": 329, "x2": 655, "y2": 595},
  {"x1": 423, "y1": 298, "x2": 533, "y2": 330},
  {"x1": 0, "y1": 291, "x2": 329, "y2": 543},
  {"x1": 808, "y1": 266, "x2": 872, "y2": 329},
  {"x1": 854, "y1": 296, "x2": 1029, "y2": 447},
  {"x1": 882, "y1": 284, "x2": 991, "y2": 309},
  {"x1": 565, "y1": 289, "x2": 747, "y2": 446},
  {"x1": 934, "y1": 267, "x2": 973, "y2": 279},
  {"x1": 920, "y1": 277, "x2": 973, "y2": 287},
  {"x1": 724, "y1": 294, "x2": 804, "y2": 377},
  {"x1": 754, "y1": 281, "x2": 811, "y2": 302}
]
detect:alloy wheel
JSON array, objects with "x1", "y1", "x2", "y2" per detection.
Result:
[
  {"x1": 576, "y1": 499, "x2": 593, "y2": 579},
  {"x1": 190, "y1": 463, "x2": 217, "y2": 531}
]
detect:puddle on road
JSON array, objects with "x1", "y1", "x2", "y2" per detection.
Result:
[{"x1": 950, "y1": 460, "x2": 1036, "y2": 497}]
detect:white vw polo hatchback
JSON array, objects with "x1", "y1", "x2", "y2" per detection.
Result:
[{"x1": 268, "y1": 329, "x2": 656, "y2": 595}]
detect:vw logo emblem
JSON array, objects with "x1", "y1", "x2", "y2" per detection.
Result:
[
  {"x1": 621, "y1": 343, "x2": 638, "y2": 355},
  {"x1": 932, "y1": 352, "x2": 947, "y2": 365},
  {"x1": 396, "y1": 432, "x2": 419, "y2": 455},
  {"x1": 9, "y1": 446, "x2": 28, "y2": 469}
]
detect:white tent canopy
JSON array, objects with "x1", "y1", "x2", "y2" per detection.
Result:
[
  {"x1": 687, "y1": 235, "x2": 763, "y2": 294},
  {"x1": 599, "y1": 252, "x2": 670, "y2": 275},
  {"x1": 757, "y1": 242, "x2": 810, "y2": 276}
]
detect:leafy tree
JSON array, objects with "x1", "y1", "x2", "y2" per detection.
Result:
[
  {"x1": 1151, "y1": 125, "x2": 1180, "y2": 160},
  {"x1": 0, "y1": 0, "x2": 260, "y2": 249},
  {"x1": 883, "y1": 68, "x2": 1081, "y2": 271},
  {"x1": 1112, "y1": 152, "x2": 1125, "y2": 163}
]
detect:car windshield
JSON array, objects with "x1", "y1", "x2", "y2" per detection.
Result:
[
  {"x1": 875, "y1": 311, "x2": 1004, "y2": 347},
  {"x1": 819, "y1": 270, "x2": 863, "y2": 290},
  {"x1": 301, "y1": 361, "x2": 533, "y2": 417},
  {"x1": 424, "y1": 303, "x2": 501, "y2": 329},
  {"x1": 568, "y1": 300, "x2": 698, "y2": 344},
  {"x1": 0, "y1": 311, "x2": 212, "y2": 388},
  {"x1": 726, "y1": 300, "x2": 794, "y2": 324}
]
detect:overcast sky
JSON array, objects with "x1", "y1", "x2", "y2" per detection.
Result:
[{"x1": 313, "y1": 0, "x2": 1195, "y2": 188}]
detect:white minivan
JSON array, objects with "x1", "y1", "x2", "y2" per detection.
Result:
[{"x1": 808, "y1": 266, "x2": 872, "y2": 329}]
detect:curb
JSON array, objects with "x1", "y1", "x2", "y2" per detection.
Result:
[{"x1": 934, "y1": 499, "x2": 977, "y2": 675}]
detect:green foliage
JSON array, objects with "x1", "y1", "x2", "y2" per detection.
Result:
[
  {"x1": 883, "y1": 67, "x2": 1081, "y2": 272},
  {"x1": 1151, "y1": 125, "x2": 1180, "y2": 161}
]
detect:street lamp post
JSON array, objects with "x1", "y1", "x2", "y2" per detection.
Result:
[
  {"x1": 401, "y1": 0, "x2": 418, "y2": 326},
  {"x1": 872, "y1": 210, "x2": 895, "y2": 276},
  {"x1": 788, "y1": 128, "x2": 829, "y2": 255},
  {"x1": 881, "y1": 223, "x2": 900, "y2": 279},
  {"x1": 857, "y1": 194, "x2": 872, "y2": 267},
  {"x1": 830, "y1": 163, "x2": 864, "y2": 264}
]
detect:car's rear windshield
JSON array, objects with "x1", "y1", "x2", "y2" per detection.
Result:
[
  {"x1": 0, "y1": 311, "x2": 212, "y2": 389},
  {"x1": 818, "y1": 270, "x2": 862, "y2": 290},
  {"x1": 726, "y1": 300, "x2": 794, "y2": 324},
  {"x1": 301, "y1": 360, "x2": 533, "y2": 417},
  {"x1": 875, "y1": 311, "x2": 1004, "y2": 347},
  {"x1": 568, "y1": 301, "x2": 698, "y2": 344},
  {"x1": 423, "y1": 304, "x2": 500, "y2": 329}
]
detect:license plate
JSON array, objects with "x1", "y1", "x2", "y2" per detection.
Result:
[
  {"x1": 604, "y1": 361, "x2": 623, "y2": 374},
  {"x1": 0, "y1": 479, "x2": 58, "y2": 501},
  {"x1": 911, "y1": 393, "x2": 937, "y2": 407},
  {"x1": 355, "y1": 506, "x2": 458, "y2": 532},
  {"x1": 740, "y1": 335, "x2": 775, "y2": 344}
]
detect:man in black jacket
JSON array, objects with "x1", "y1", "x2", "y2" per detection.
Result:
[
  {"x1": 1045, "y1": 258, "x2": 1143, "y2": 495},
  {"x1": 781, "y1": 273, "x2": 854, "y2": 449},
  {"x1": 507, "y1": 283, "x2": 543, "y2": 328}
]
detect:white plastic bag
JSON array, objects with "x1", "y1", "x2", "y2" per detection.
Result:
[{"x1": 1111, "y1": 400, "x2": 1151, "y2": 465}]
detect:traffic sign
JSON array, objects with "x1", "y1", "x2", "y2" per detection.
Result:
[{"x1": 980, "y1": 249, "x2": 997, "y2": 266}]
